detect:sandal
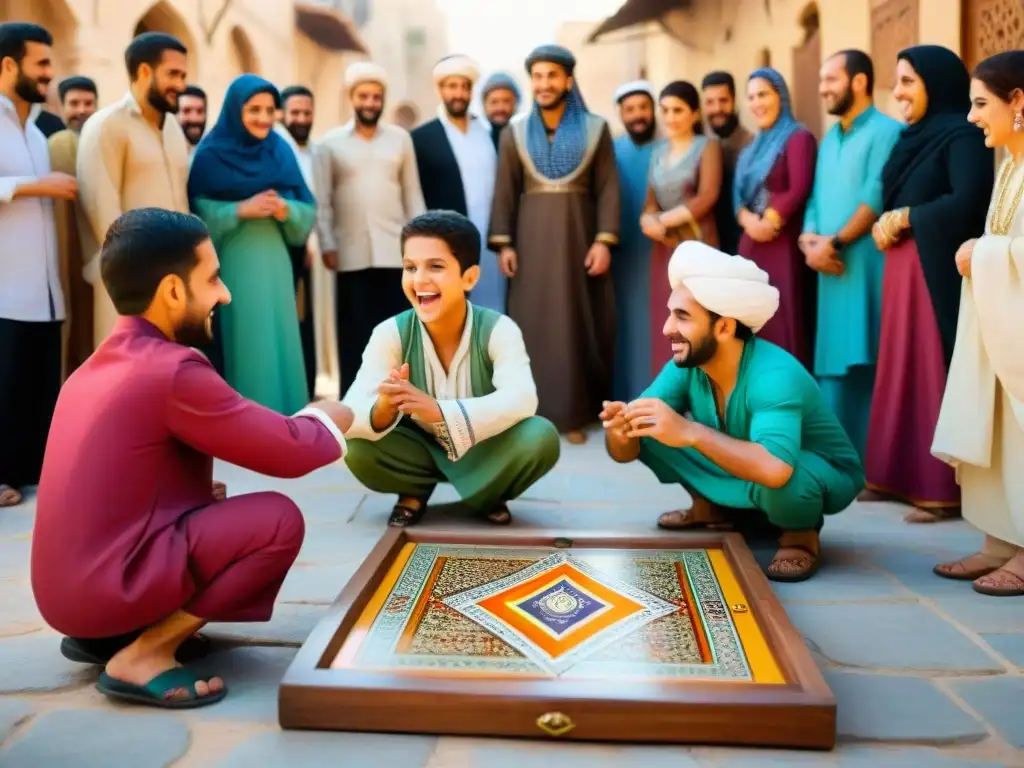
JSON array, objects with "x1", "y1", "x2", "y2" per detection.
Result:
[
  {"x1": 96, "y1": 667, "x2": 227, "y2": 709},
  {"x1": 972, "y1": 566, "x2": 1024, "y2": 597},
  {"x1": 657, "y1": 507, "x2": 728, "y2": 530},
  {"x1": 0, "y1": 484, "x2": 22, "y2": 507},
  {"x1": 933, "y1": 553, "x2": 1006, "y2": 581},
  {"x1": 485, "y1": 503, "x2": 512, "y2": 526},
  {"x1": 767, "y1": 534, "x2": 821, "y2": 583},
  {"x1": 61, "y1": 633, "x2": 213, "y2": 666},
  {"x1": 388, "y1": 497, "x2": 428, "y2": 527}
]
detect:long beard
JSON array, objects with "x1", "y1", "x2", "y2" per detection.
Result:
[
  {"x1": 672, "y1": 334, "x2": 717, "y2": 368},
  {"x1": 627, "y1": 120, "x2": 656, "y2": 145},
  {"x1": 15, "y1": 71, "x2": 47, "y2": 104},
  {"x1": 710, "y1": 113, "x2": 739, "y2": 139},
  {"x1": 355, "y1": 107, "x2": 381, "y2": 127},
  {"x1": 286, "y1": 122, "x2": 312, "y2": 144},
  {"x1": 147, "y1": 82, "x2": 178, "y2": 115}
]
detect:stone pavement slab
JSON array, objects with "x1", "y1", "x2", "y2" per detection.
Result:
[
  {"x1": 823, "y1": 670, "x2": 985, "y2": 743},
  {"x1": 0, "y1": 699, "x2": 32, "y2": 744},
  {"x1": 784, "y1": 603, "x2": 1004, "y2": 672},
  {"x1": 0, "y1": 709, "x2": 190, "y2": 768},
  {"x1": 2, "y1": 445, "x2": 1023, "y2": 766},
  {"x1": 980, "y1": 633, "x2": 1024, "y2": 669},
  {"x1": 219, "y1": 731, "x2": 438, "y2": 767},
  {"x1": 950, "y1": 677, "x2": 1024, "y2": 748}
]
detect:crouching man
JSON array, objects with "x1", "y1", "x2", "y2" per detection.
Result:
[
  {"x1": 32, "y1": 209, "x2": 353, "y2": 709},
  {"x1": 601, "y1": 241, "x2": 864, "y2": 581}
]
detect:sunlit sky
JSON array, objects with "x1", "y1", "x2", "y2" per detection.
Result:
[{"x1": 435, "y1": 0, "x2": 624, "y2": 73}]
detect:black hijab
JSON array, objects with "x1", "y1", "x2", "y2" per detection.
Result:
[
  {"x1": 880, "y1": 44, "x2": 993, "y2": 364},
  {"x1": 881, "y1": 45, "x2": 975, "y2": 208}
]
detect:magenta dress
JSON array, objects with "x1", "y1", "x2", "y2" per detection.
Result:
[{"x1": 737, "y1": 129, "x2": 817, "y2": 367}]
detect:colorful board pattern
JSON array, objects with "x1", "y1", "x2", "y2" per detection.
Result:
[{"x1": 332, "y1": 543, "x2": 783, "y2": 683}]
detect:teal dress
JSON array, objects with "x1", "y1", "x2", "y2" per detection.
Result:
[
  {"x1": 803, "y1": 106, "x2": 902, "y2": 457},
  {"x1": 193, "y1": 198, "x2": 315, "y2": 415},
  {"x1": 637, "y1": 338, "x2": 864, "y2": 530}
]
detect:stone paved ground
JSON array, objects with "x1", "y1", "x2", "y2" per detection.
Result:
[{"x1": 2, "y1": 432, "x2": 1023, "y2": 767}]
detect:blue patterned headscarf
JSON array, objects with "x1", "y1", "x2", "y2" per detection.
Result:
[
  {"x1": 732, "y1": 67, "x2": 803, "y2": 215},
  {"x1": 524, "y1": 44, "x2": 590, "y2": 180},
  {"x1": 188, "y1": 74, "x2": 313, "y2": 205}
]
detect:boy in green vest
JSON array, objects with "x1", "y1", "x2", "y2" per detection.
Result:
[{"x1": 343, "y1": 210, "x2": 560, "y2": 526}]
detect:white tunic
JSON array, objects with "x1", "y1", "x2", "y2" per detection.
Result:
[
  {"x1": 343, "y1": 304, "x2": 538, "y2": 461},
  {"x1": 932, "y1": 158, "x2": 1024, "y2": 546},
  {"x1": 0, "y1": 95, "x2": 65, "y2": 322},
  {"x1": 439, "y1": 109, "x2": 497, "y2": 254}
]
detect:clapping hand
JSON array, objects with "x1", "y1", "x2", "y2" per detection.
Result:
[
  {"x1": 621, "y1": 398, "x2": 695, "y2": 448},
  {"x1": 377, "y1": 364, "x2": 443, "y2": 424},
  {"x1": 599, "y1": 400, "x2": 630, "y2": 443}
]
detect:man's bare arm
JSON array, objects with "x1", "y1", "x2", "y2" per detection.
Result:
[{"x1": 689, "y1": 423, "x2": 793, "y2": 488}]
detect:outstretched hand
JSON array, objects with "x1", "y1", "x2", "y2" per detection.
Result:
[{"x1": 599, "y1": 400, "x2": 630, "y2": 443}]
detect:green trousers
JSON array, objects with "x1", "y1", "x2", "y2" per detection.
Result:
[
  {"x1": 639, "y1": 438, "x2": 863, "y2": 530},
  {"x1": 345, "y1": 416, "x2": 560, "y2": 513}
]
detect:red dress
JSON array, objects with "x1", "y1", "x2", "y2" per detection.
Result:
[
  {"x1": 737, "y1": 129, "x2": 818, "y2": 368},
  {"x1": 31, "y1": 316, "x2": 342, "y2": 638}
]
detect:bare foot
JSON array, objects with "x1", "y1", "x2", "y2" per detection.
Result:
[
  {"x1": 565, "y1": 430, "x2": 587, "y2": 445},
  {"x1": 857, "y1": 489, "x2": 887, "y2": 502},
  {"x1": 905, "y1": 507, "x2": 960, "y2": 524},
  {"x1": 105, "y1": 645, "x2": 223, "y2": 702},
  {"x1": 933, "y1": 551, "x2": 1007, "y2": 580},
  {"x1": 0, "y1": 485, "x2": 21, "y2": 507},
  {"x1": 212, "y1": 481, "x2": 227, "y2": 502}
]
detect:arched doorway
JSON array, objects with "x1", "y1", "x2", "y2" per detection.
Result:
[
  {"x1": 791, "y1": 3, "x2": 822, "y2": 138},
  {"x1": 133, "y1": 0, "x2": 198, "y2": 78},
  {"x1": 962, "y1": 0, "x2": 1024, "y2": 71},
  {"x1": 392, "y1": 102, "x2": 418, "y2": 131},
  {"x1": 228, "y1": 25, "x2": 259, "y2": 76}
]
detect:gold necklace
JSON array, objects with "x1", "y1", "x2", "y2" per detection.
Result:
[{"x1": 989, "y1": 160, "x2": 1024, "y2": 235}]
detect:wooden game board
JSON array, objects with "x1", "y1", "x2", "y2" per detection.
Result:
[{"x1": 279, "y1": 529, "x2": 835, "y2": 749}]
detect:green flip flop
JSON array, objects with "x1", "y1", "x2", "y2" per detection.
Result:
[{"x1": 96, "y1": 667, "x2": 227, "y2": 709}]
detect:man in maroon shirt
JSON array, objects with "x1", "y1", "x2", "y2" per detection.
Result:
[{"x1": 31, "y1": 208, "x2": 352, "y2": 709}]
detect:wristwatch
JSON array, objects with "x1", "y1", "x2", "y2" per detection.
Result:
[{"x1": 830, "y1": 234, "x2": 844, "y2": 252}]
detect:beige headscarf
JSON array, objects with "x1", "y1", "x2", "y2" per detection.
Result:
[{"x1": 667, "y1": 241, "x2": 779, "y2": 333}]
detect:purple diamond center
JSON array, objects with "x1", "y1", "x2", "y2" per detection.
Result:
[{"x1": 514, "y1": 578, "x2": 605, "y2": 635}]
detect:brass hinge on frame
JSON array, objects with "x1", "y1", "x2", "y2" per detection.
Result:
[{"x1": 552, "y1": 537, "x2": 573, "y2": 549}]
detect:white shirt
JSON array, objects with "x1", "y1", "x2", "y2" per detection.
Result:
[
  {"x1": 439, "y1": 109, "x2": 497, "y2": 255},
  {"x1": 0, "y1": 95, "x2": 65, "y2": 322},
  {"x1": 343, "y1": 304, "x2": 538, "y2": 461}
]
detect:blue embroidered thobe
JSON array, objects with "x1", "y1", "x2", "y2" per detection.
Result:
[
  {"x1": 612, "y1": 134, "x2": 655, "y2": 401},
  {"x1": 441, "y1": 114, "x2": 504, "y2": 312},
  {"x1": 802, "y1": 106, "x2": 902, "y2": 458}
]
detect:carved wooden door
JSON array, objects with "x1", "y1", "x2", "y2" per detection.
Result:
[
  {"x1": 963, "y1": 0, "x2": 1024, "y2": 71},
  {"x1": 792, "y1": 28, "x2": 823, "y2": 139}
]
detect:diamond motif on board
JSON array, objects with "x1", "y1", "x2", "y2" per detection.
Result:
[{"x1": 442, "y1": 552, "x2": 677, "y2": 675}]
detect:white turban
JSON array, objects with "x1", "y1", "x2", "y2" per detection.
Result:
[
  {"x1": 615, "y1": 80, "x2": 655, "y2": 104},
  {"x1": 433, "y1": 54, "x2": 479, "y2": 86},
  {"x1": 667, "y1": 241, "x2": 780, "y2": 333},
  {"x1": 345, "y1": 61, "x2": 388, "y2": 91}
]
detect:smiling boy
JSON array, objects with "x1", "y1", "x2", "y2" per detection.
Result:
[{"x1": 342, "y1": 210, "x2": 560, "y2": 526}]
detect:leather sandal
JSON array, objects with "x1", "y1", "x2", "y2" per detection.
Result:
[
  {"x1": 767, "y1": 533, "x2": 821, "y2": 583},
  {"x1": 388, "y1": 498, "x2": 428, "y2": 527},
  {"x1": 0, "y1": 484, "x2": 22, "y2": 507},
  {"x1": 973, "y1": 566, "x2": 1024, "y2": 597},
  {"x1": 657, "y1": 508, "x2": 728, "y2": 530},
  {"x1": 933, "y1": 553, "x2": 1006, "y2": 581},
  {"x1": 484, "y1": 503, "x2": 512, "y2": 526}
]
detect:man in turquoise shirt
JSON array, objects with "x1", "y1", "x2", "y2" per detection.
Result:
[
  {"x1": 601, "y1": 241, "x2": 864, "y2": 583},
  {"x1": 799, "y1": 50, "x2": 901, "y2": 460}
]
